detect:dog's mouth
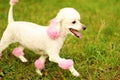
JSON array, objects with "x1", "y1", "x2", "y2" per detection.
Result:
[{"x1": 69, "y1": 28, "x2": 82, "y2": 38}]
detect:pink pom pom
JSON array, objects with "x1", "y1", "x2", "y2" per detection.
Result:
[
  {"x1": 10, "y1": 0, "x2": 18, "y2": 5},
  {"x1": 34, "y1": 59, "x2": 45, "y2": 70},
  {"x1": 47, "y1": 19, "x2": 60, "y2": 39},
  {"x1": 58, "y1": 59, "x2": 74, "y2": 69},
  {"x1": 12, "y1": 48, "x2": 24, "y2": 57},
  {"x1": 47, "y1": 27, "x2": 60, "y2": 39}
]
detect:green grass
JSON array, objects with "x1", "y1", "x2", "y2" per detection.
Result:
[{"x1": 0, "y1": 0, "x2": 120, "y2": 80}]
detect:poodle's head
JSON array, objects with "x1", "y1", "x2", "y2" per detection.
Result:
[{"x1": 47, "y1": 8, "x2": 86, "y2": 39}]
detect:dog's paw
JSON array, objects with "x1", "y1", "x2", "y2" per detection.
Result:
[
  {"x1": 21, "y1": 58, "x2": 28, "y2": 63},
  {"x1": 19, "y1": 55, "x2": 28, "y2": 62},
  {"x1": 36, "y1": 69, "x2": 43, "y2": 76},
  {"x1": 69, "y1": 65, "x2": 80, "y2": 77},
  {"x1": 72, "y1": 71, "x2": 80, "y2": 77}
]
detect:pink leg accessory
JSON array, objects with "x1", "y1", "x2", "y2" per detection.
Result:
[
  {"x1": 12, "y1": 48, "x2": 24, "y2": 57},
  {"x1": 58, "y1": 59, "x2": 74, "y2": 70},
  {"x1": 34, "y1": 59, "x2": 45, "y2": 70}
]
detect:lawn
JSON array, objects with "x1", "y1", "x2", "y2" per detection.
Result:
[{"x1": 0, "y1": 0, "x2": 120, "y2": 80}]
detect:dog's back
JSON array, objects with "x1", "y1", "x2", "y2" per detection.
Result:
[{"x1": 8, "y1": 21, "x2": 50, "y2": 50}]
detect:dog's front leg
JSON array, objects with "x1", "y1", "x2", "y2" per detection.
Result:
[
  {"x1": 34, "y1": 55, "x2": 48, "y2": 76},
  {"x1": 47, "y1": 49, "x2": 80, "y2": 77}
]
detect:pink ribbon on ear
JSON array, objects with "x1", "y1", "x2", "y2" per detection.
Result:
[{"x1": 47, "y1": 18, "x2": 60, "y2": 39}]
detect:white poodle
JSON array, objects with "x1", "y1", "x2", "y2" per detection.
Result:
[{"x1": 0, "y1": 0, "x2": 86, "y2": 77}]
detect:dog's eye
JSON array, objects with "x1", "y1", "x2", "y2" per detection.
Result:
[{"x1": 72, "y1": 21, "x2": 76, "y2": 24}]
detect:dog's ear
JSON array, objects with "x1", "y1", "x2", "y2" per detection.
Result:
[{"x1": 47, "y1": 18, "x2": 61, "y2": 39}]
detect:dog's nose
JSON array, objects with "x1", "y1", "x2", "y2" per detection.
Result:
[{"x1": 82, "y1": 25, "x2": 86, "y2": 30}]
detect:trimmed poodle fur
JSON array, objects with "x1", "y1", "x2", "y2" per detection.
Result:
[{"x1": 0, "y1": 0, "x2": 86, "y2": 77}]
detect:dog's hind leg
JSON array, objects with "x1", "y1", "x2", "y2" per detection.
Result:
[
  {"x1": 47, "y1": 49, "x2": 80, "y2": 77},
  {"x1": 0, "y1": 31, "x2": 13, "y2": 58},
  {"x1": 12, "y1": 46, "x2": 28, "y2": 62},
  {"x1": 34, "y1": 55, "x2": 48, "y2": 76}
]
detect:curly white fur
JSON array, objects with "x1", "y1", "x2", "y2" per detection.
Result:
[{"x1": 0, "y1": 0, "x2": 86, "y2": 77}]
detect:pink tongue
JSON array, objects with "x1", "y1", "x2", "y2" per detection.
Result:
[{"x1": 73, "y1": 31, "x2": 82, "y2": 38}]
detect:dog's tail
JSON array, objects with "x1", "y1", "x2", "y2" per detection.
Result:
[{"x1": 8, "y1": 0, "x2": 18, "y2": 23}]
